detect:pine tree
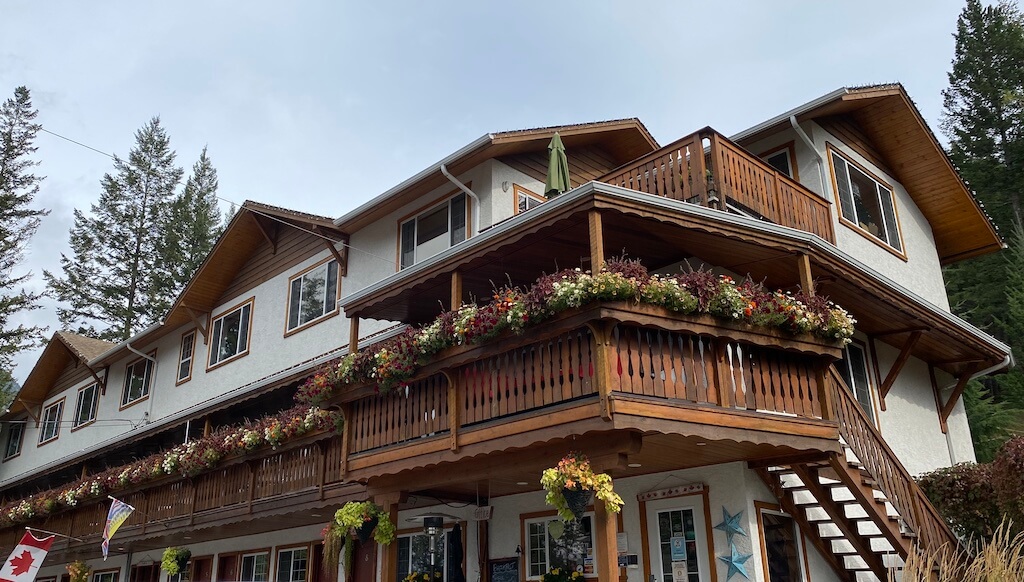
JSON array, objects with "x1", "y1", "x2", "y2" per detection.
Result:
[
  {"x1": 0, "y1": 86, "x2": 48, "y2": 376},
  {"x1": 158, "y1": 146, "x2": 222, "y2": 293},
  {"x1": 45, "y1": 117, "x2": 183, "y2": 340}
]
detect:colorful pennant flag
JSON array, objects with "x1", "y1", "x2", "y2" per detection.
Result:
[
  {"x1": 101, "y1": 497, "x2": 135, "y2": 560},
  {"x1": 0, "y1": 530, "x2": 55, "y2": 582}
]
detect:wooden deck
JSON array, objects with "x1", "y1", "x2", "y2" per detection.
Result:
[{"x1": 600, "y1": 127, "x2": 835, "y2": 242}]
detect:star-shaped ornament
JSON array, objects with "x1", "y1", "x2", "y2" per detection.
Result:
[
  {"x1": 717, "y1": 544, "x2": 752, "y2": 580},
  {"x1": 713, "y1": 507, "x2": 746, "y2": 541}
]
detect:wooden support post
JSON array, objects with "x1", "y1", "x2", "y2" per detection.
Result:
[
  {"x1": 797, "y1": 253, "x2": 814, "y2": 297},
  {"x1": 588, "y1": 210, "x2": 604, "y2": 271},
  {"x1": 444, "y1": 371, "x2": 460, "y2": 452},
  {"x1": 593, "y1": 494, "x2": 619, "y2": 582},
  {"x1": 203, "y1": 418, "x2": 212, "y2": 437},
  {"x1": 586, "y1": 321, "x2": 615, "y2": 420},
  {"x1": 340, "y1": 403, "x2": 352, "y2": 478},
  {"x1": 712, "y1": 338, "x2": 732, "y2": 408},
  {"x1": 451, "y1": 270, "x2": 463, "y2": 310},
  {"x1": 878, "y1": 330, "x2": 923, "y2": 405},
  {"x1": 349, "y1": 317, "x2": 360, "y2": 353},
  {"x1": 374, "y1": 492, "x2": 405, "y2": 582}
]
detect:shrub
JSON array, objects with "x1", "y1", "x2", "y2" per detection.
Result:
[{"x1": 918, "y1": 462, "x2": 1002, "y2": 541}]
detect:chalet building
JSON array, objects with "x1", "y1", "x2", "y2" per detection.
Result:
[{"x1": 1, "y1": 84, "x2": 1010, "y2": 582}]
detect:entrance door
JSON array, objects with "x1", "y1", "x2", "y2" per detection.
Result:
[
  {"x1": 351, "y1": 540, "x2": 377, "y2": 582},
  {"x1": 645, "y1": 497, "x2": 710, "y2": 582}
]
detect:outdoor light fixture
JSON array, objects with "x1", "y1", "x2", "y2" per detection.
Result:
[{"x1": 408, "y1": 513, "x2": 459, "y2": 581}]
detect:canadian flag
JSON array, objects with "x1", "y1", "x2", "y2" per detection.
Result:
[{"x1": 0, "y1": 531, "x2": 55, "y2": 582}]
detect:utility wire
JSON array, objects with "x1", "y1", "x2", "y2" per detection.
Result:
[{"x1": 38, "y1": 125, "x2": 397, "y2": 266}]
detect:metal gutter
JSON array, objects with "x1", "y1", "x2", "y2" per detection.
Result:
[
  {"x1": 332, "y1": 134, "x2": 494, "y2": 229},
  {"x1": 89, "y1": 321, "x2": 163, "y2": 366},
  {"x1": 342, "y1": 181, "x2": 1011, "y2": 360},
  {"x1": 729, "y1": 87, "x2": 849, "y2": 143}
]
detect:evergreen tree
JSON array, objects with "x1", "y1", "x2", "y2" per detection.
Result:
[
  {"x1": 0, "y1": 86, "x2": 48, "y2": 376},
  {"x1": 45, "y1": 117, "x2": 183, "y2": 340},
  {"x1": 158, "y1": 146, "x2": 222, "y2": 293}
]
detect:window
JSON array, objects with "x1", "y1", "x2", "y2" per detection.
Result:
[
  {"x1": 276, "y1": 547, "x2": 308, "y2": 582},
  {"x1": 400, "y1": 193, "x2": 468, "y2": 269},
  {"x1": 209, "y1": 299, "x2": 253, "y2": 367},
  {"x1": 122, "y1": 356, "x2": 154, "y2": 408},
  {"x1": 39, "y1": 399, "x2": 64, "y2": 444},
  {"x1": 760, "y1": 143, "x2": 797, "y2": 180},
  {"x1": 837, "y1": 342, "x2": 875, "y2": 423},
  {"x1": 93, "y1": 571, "x2": 119, "y2": 582},
  {"x1": 524, "y1": 515, "x2": 594, "y2": 579},
  {"x1": 287, "y1": 259, "x2": 340, "y2": 332},
  {"x1": 240, "y1": 552, "x2": 269, "y2": 582},
  {"x1": 178, "y1": 330, "x2": 196, "y2": 383},
  {"x1": 514, "y1": 184, "x2": 544, "y2": 214},
  {"x1": 830, "y1": 148, "x2": 902, "y2": 253},
  {"x1": 74, "y1": 383, "x2": 99, "y2": 427},
  {"x1": 4, "y1": 420, "x2": 24, "y2": 459},
  {"x1": 396, "y1": 532, "x2": 448, "y2": 581},
  {"x1": 758, "y1": 507, "x2": 805, "y2": 582}
]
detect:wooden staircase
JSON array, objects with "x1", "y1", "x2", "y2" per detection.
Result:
[{"x1": 754, "y1": 367, "x2": 960, "y2": 581}]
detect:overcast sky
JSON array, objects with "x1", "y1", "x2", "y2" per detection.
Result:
[{"x1": 2, "y1": 0, "x2": 976, "y2": 381}]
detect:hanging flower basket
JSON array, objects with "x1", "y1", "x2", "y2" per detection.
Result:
[
  {"x1": 355, "y1": 514, "x2": 379, "y2": 543},
  {"x1": 333, "y1": 501, "x2": 395, "y2": 545},
  {"x1": 161, "y1": 547, "x2": 192, "y2": 576},
  {"x1": 67, "y1": 560, "x2": 91, "y2": 582},
  {"x1": 541, "y1": 452, "x2": 623, "y2": 522}
]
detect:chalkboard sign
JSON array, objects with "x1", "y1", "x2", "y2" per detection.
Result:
[{"x1": 488, "y1": 557, "x2": 520, "y2": 582}]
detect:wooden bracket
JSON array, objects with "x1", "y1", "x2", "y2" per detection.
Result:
[
  {"x1": 928, "y1": 365, "x2": 948, "y2": 434},
  {"x1": 940, "y1": 364, "x2": 982, "y2": 429},
  {"x1": 873, "y1": 326, "x2": 930, "y2": 338},
  {"x1": 250, "y1": 213, "x2": 277, "y2": 254},
  {"x1": 57, "y1": 338, "x2": 107, "y2": 392},
  {"x1": 878, "y1": 330, "x2": 923, "y2": 404},
  {"x1": 184, "y1": 306, "x2": 209, "y2": 344},
  {"x1": 322, "y1": 239, "x2": 347, "y2": 277}
]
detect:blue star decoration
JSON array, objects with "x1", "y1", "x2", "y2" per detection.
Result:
[
  {"x1": 714, "y1": 507, "x2": 747, "y2": 542},
  {"x1": 717, "y1": 543, "x2": 753, "y2": 580}
]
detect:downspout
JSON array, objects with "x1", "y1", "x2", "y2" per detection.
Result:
[
  {"x1": 440, "y1": 164, "x2": 481, "y2": 236},
  {"x1": 789, "y1": 116, "x2": 829, "y2": 201},
  {"x1": 942, "y1": 353, "x2": 1013, "y2": 463},
  {"x1": 126, "y1": 342, "x2": 158, "y2": 426}
]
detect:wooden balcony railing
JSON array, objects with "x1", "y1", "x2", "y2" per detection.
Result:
[
  {"x1": 827, "y1": 368, "x2": 959, "y2": 554},
  {"x1": 600, "y1": 128, "x2": 836, "y2": 243}
]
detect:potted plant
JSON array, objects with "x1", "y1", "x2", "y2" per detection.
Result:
[
  {"x1": 67, "y1": 560, "x2": 91, "y2": 582},
  {"x1": 540, "y1": 568, "x2": 584, "y2": 582},
  {"x1": 161, "y1": 547, "x2": 192, "y2": 576},
  {"x1": 403, "y1": 573, "x2": 443, "y2": 582},
  {"x1": 541, "y1": 452, "x2": 624, "y2": 522},
  {"x1": 324, "y1": 501, "x2": 397, "y2": 576}
]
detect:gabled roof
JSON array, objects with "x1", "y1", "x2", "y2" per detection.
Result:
[
  {"x1": 6, "y1": 332, "x2": 115, "y2": 417},
  {"x1": 333, "y1": 118, "x2": 659, "y2": 233},
  {"x1": 731, "y1": 84, "x2": 1003, "y2": 264}
]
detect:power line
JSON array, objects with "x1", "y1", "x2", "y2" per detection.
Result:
[{"x1": 39, "y1": 127, "x2": 116, "y2": 159}]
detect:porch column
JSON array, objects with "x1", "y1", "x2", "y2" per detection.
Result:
[
  {"x1": 797, "y1": 253, "x2": 814, "y2": 296},
  {"x1": 451, "y1": 270, "x2": 463, "y2": 310},
  {"x1": 593, "y1": 496, "x2": 619, "y2": 582},
  {"x1": 349, "y1": 316, "x2": 360, "y2": 353},
  {"x1": 588, "y1": 210, "x2": 604, "y2": 271},
  {"x1": 375, "y1": 492, "x2": 405, "y2": 582}
]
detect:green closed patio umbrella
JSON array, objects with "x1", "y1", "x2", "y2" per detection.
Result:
[{"x1": 544, "y1": 132, "x2": 571, "y2": 198}]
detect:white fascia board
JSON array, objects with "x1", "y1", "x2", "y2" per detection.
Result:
[{"x1": 729, "y1": 87, "x2": 849, "y2": 143}]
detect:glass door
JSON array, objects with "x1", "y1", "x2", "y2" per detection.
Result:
[{"x1": 645, "y1": 497, "x2": 710, "y2": 582}]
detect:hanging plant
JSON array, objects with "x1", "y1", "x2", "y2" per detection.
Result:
[
  {"x1": 161, "y1": 547, "x2": 192, "y2": 576},
  {"x1": 67, "y1": 560, "x2": 91, "y2": 582},
  {"x1": 324, "y1": 501, "x2": 397, "y2": 576},
  {"x1": 541, "y1": 452, "x2": 623, "y2": 522}
]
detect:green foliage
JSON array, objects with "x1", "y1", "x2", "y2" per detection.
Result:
[
  {"x1": 332, "y1": 501, "x2": 396, "y2": 545},
  {"x1": 0, "y1": 86, "x2": 48, "y2": 372},
  {"x1": 161, "y1": 547, "x2": 191, "y2": 575},
  {"x1": 964, "y1": 380, "x2": 1024, "y2": 462},
  {"x1": 540, "y1": 452, "x2": 623, "y2": 523},
  {"x1": 917, "y1": 462, "x2": 1002, "y2": 541},
  {"x1": 992, "y1": 436, "x2": 1024, "y2": 526}
]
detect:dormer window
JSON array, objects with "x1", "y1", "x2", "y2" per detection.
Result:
[
  {"x1": 39, "y1": 399, "x2": 64, "y2": 444},
  {"x1": 4, "y1": 420, "x2": 24, "y2": 459},
  {"x1": 829, "y1": 147, "x2": 903, "y2": 254},
  {"x1": 399, "y1": 193, "x2": 468, "y2": 269},
  {"x1": 209, "y1": 298, "x2": 254, "y2": 368}
]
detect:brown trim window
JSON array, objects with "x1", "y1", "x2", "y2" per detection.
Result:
[
  {"x1": 400, "y1": 193, "x2": 468, "y2": 270},
  {"x1": 829, "y1": 146, "x2": 903, "y2": 254},
  {"x1": 275, "y1": 546, "x2": 309, "y2": 582},
  {"x1": 177, "y1": 330, "x2": 196, "y2": 384},
  {"x1": 759, "y1": 142, "x2": 798, "y2": 180},
  {"x1": 209, "y1": 299, "x2": 254, "y2": 368},
  {"x1": 4, "y1": 420, "x2": 25, "y2": 459},
  {"x1": 73, "y1": 382, "x2": 99, "y2": 428},
  {"x1": 122, "y1": 355, "x2": 155, "y2": 408},
  {"x1": 837, "y1": 341, "x2": 876, "y2": 423},
  {"x1": 39, "y1": 399, "x2": 65, "y2": 444},
  {"x1": 514, "y1": 184, "x2": 544, "y2": 215},
  {"x1": 523, "y1": 513, "x2": 595, "y2": 580},
  {"x1": 756, "y1": 504, "x2": 806, "y2": 582},
  {"x1": 286, "y1": 258, "x2": 340, "y2": 333}
]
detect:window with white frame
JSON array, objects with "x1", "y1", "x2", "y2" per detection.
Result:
[
  {"x1": 168, "y1": 570, "x2": 189, "y2": 582},
  {"x1": 39, "y1": 400, "x2": 64, "y2": 444},
  {"x1": 287, "y1": 259, "x2": 339, "y2": 332},
  {"x1": 122, "y1": 355, "x2": 154, "y2": 407},
  {"x1": 762, "y1": 149, "x2": 794, "y2": 178},
  {"x1": 524, "y1": 515, "x2": 594, "y2": 579},
  {"x1": 396, "y1": 532, "x2": 448, "y2": 581},
  {"x1": 514, "y1": 184, "x2": 544, "y2": 214},
  {"x1": 276, "y1": 547, "x2": 308, "y2": 582},
  {"x1": 830, "y1": 148, "x2": 902, "y2": 253},
  {"x1": 400, "y1": 193, "x2": 467, "y2": 269},
  {"x1": 240, "y1": 552, "x2": 269, "y2": 582},
  {"x1": 837, "y1": 342, "x2": 875, "y2": 422},
  {"x1": 209, "y1": 300, "x2": 253, "y2": 367},
  {"x1": 178, "y1": 330, "x2": 196, "y2": 383},
  {"x1": 74, "y1": 383, "x2": 99, "y2": 427},
  {"x1": 92, "y1": 571, "x2": 118, "y2": 582},
  {"x1": 4, "y1": 420, "x2": 24, "y2": 459},
  {"x1": 759, "y1": 508, "x2": 805, "y2": 582}
]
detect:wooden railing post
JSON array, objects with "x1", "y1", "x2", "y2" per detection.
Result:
[
  {"x1": 444, "y1": 371, "x2": 460, "y2": 452},
  {"x1": 704, "y1": 131, "x2": 721, "y2": 208},
  {"x1": 712, "y1": 338, "x2": 732, "y2": 408},
  {"x1": 816, "y1": 364, "x2": 834, "y2": 421},
  {"x1": 340, "y1": 403, "x2": 352, "y2": 478},
  {"x1": 586, "y1": 321, "x2": 616, "y2": 420}
]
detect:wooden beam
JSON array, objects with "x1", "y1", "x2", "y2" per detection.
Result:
[
  {"x1": 373, "y1": 492, "x2": 406, "y2": 582},
  {"x1": 588, "y1": 210, "x2": 604, "y2": 270},
  {"x1": 941, "y1": 366, "x2": 980, "y2": 426},
  {"x1": 450, "y1": 270, "x2": 463, "y2": 310},
  {"x1": 929, "y1": 365, "x2": 948, "y2": 434},
  {"x1": 872, "y1": 326, "x2": 930, "y2": 338},
  {"x1": 57, "y1": 337, "x2": 106, "y2": 390},
  {"x1": 250, "y1": 213, "x2": 277, "y2": 254},
  {"x1": 593, "y1": 491, "x2": 618, "y2": 582},
  {"x1": 184, "y1": 306, "x2": 210, "y2": 344},
  {"x1": 878, "y1": 330, "x2": 923, "y2": 403},
  {"x1": 323, "y1": 240, "x2": 346, "y2": 274},
  {"x1": 797, "y1": 253, "x2": 814, "y2": 296},
  {"x1": 349, "y1": 317, "x2": 360, "y2": 353}
]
